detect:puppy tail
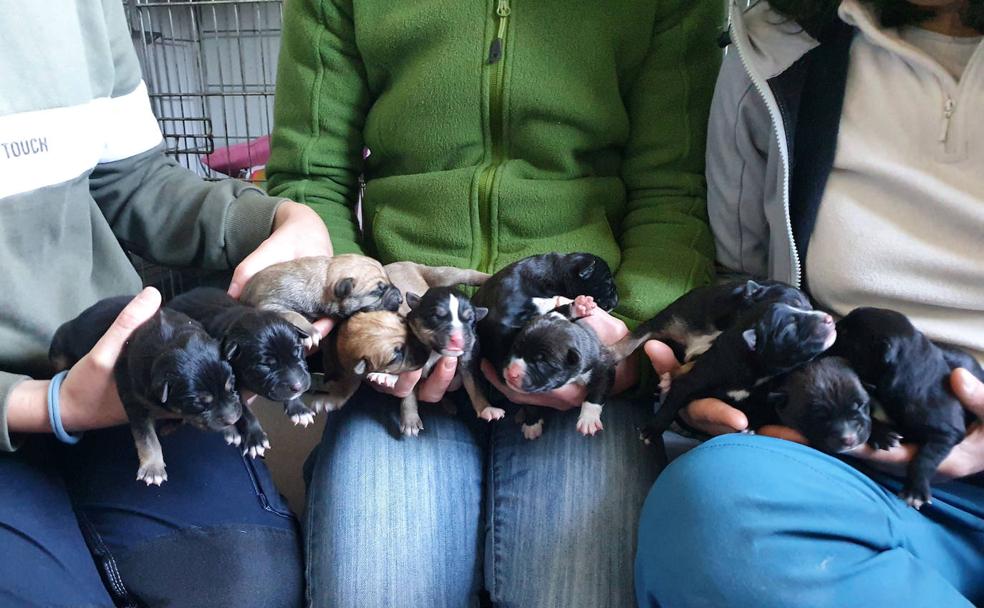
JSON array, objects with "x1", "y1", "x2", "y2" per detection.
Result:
[{"x1": 608, "y1": 315, "x2": 671, "y2": 363}]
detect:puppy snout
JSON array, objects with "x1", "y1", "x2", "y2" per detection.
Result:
[
  {"x1": 290, "y1": 380, "x2": 306, "y2": 393},
  {"x1": 822, "y1": 314, "x2": 834, "y2": 326},
  {"x1": 447, "y1": 332, "x2": 465, "y2": 349},
  {"x1": 840, "y1": 432, "x2": 858, "y2": 448},
  {"x1": 504, "y1": 361, "x2": 526, "y2": 391}
]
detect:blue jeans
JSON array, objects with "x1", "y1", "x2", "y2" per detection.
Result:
[
  {"x1": 304, "y1": 387, "x2": 663, "y2": 607},
  {"x1": 636, "y1": 434, "x2": 984, "y2": 607},
  {"x1": 1, "y1": 426, "x2": 303, "y2": 608}
]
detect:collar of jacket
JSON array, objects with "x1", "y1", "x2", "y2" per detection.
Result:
[{"x1": 726, "y1": 0, "x2": 855, "y2": 288}]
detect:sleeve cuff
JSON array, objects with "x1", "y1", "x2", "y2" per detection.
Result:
[
  {"x1": 223, "y1": 190, "x2": 286, "y2": 267},
  {"x1": 0, "y1": 374, "x2": 30, "y2": 452}
]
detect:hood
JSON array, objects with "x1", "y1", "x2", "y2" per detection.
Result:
[{"x1": 731, "y1": 0, "x2": 821, "y2": 79}]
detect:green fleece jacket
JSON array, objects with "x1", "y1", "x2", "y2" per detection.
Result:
[
  {"x1": 0, "y1": 0, "x2": 284, "y2": 451},
  {"x1": 268, "y1": 0, "x2": 723, "y2": 329}
]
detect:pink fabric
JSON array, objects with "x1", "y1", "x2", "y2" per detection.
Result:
[{"x1": 202, "y1": 135, "x2": 271, "y2": 176}]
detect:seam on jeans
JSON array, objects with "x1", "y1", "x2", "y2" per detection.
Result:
[
  {"x1": 74, "y1": 509, "x2": 140, "y2": 608},
  {"x1": 303, "y1": 432, "x2": 328, "y2": 608},
  {"x1": 487, "y1": 426, "x2": 503, "y2": 601},
  {"x1": 240, "y1": 452, "x2": 295, "y2": 520}
]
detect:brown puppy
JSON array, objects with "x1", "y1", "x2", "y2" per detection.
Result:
[
  {"x1": 308, "y1": 311, "x2": 431, "y2": 416},
  {"x1": 240, "y1": 254, "x2": 402, "y2": 347}
]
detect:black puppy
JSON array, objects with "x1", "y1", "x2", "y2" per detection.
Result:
[
  {"x1": 169, "y1": 287, "x2": 313, "y2": 453},
  {"x1": 764, "y1": 356, "x2": 902, "y2": 454},
  {"x1": 50, "y1": 297, "x2": 242, "y2": 485},
  {"x1": 381, "y1": 287, "x2": 491, "y2": 434},
  {"x1": 644, "y1": 302, "x2": 837, "y2": 440},
  {"x1": 611, "y1": 279, "x2": 811, "y2": 365},
  {"x1": 827, "y1": 307, "x2": 983, "y2": 508},
  {"x1": 503, "y1": 296, "x2": 615, "y2": 439},
  {"x1": 472, "y1": 252, "x2": 618, "y2": 381}
]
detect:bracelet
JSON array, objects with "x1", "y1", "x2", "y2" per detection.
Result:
[{"x1": 47, "y1": 370, "x2": 83, "y2": 445}]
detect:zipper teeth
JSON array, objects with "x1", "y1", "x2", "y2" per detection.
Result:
[
  {"x1": 729, "y1": 3, "x2": 801, "y2": 287},
  {"x1": 478, "y1": 1, "x2": 510, "y2": 273}
]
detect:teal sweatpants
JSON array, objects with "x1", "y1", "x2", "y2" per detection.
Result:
[{"x1": 636, "y1": 434, "x2": 984, "y2": 607}]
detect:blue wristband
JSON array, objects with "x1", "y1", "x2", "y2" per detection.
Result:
[{"x1": 48, "y1": 370, "x2": 83, "y2": 445}]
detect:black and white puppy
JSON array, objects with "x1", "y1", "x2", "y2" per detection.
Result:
[
  {"x1": 827, "y1": 307, "x2": 983, "y2": 508},
  {"x1": 765, "y1": 356, "x2": 902, "y2": 454},
  {"x1": 503, "y1": 296, "x2": 615, "y2": 439},
  {"x1": 380, "y1": 287, "x2": 490, "y2": 435},
  {"x1": 50, "y1": 297, "x2": 242, "y2": 485},
  {"x1": 644, "y1": 302, "x2": 837, "y2": 440},
  {"x1": 611, "y1": 279, "x2": 812, "y2": 365},
  {"x1": 169, "y1": 287, "x2": 313, "y2": 454},
  {"x1": 472, "y1": 252, "x2": 618, "y2": 381}
]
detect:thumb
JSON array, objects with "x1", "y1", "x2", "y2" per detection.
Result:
[
  {"x1": 228, "y1": 249, "x2": 269, "y2": 299},
  {"x1": 90, "y1": 288, "x2": 162, "y2": 368},
  {"x1": 418, "y1": 357, "x2": 457, "y2": 403},
  {"x1": 952, "y1": 368, "x2": 984, "y2": 414}
]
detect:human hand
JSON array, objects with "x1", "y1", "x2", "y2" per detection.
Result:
[
  {"x1": 643, "y1": 340, "x2": 751, "y2": 435},
  {"x1": 366, "y1": 356, "x2": 461, "y2": 402},
  {"x1": 227, "y1": 201, "x2": 333, "y2": 299},
  {"x1": 846, "y1": 369, "x2": 984, "y2": 480},
  {"x1": 481, "y1": 306, "x2": 636, "y2": 410},
  {"x1": 59, "y1": 288, "x2": 164, "y2": 431}
]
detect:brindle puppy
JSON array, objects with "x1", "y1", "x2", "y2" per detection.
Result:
[{"x1": 240, "y1": 254, "x2": 402, "y2": 348}]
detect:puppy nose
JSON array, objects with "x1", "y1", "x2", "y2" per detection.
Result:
[
  {"x1": 447, "y1": 333, "x2": 464, "y2": 349},
  {"x1": 290, "y1": 380, "x2": 305, "y2": 393},
  {"x1": 840, "y1": 432, "x2": 858, "y2": 448},
  {"x1": 505, "y1": 363, "x2": 523, "y2": 381},
  {"x1": 822, "y1": 314, "x2": 834, "y2": 325}
]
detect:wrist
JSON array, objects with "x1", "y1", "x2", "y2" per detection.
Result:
[{"x1": 5, "y1": 379, "x2": 52, "y2": 434}]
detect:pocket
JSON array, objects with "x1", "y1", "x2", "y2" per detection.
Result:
[{"x1": 241, "y1": 454, "x2": 295, "y2": 520}]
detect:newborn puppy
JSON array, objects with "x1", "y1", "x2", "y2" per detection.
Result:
[
  {"x1": 169, "y1": 288, "x2": 312, "y2": 453},
  {"x1": 50, "y1": 297, "x2": 242, "y2": 485},
  {"x1": 472, "y1": 252, "x2": 618, "y2": 381},
  {"x1": 827, "y1": 307, "x2": 982, "y2": 508},
  {"x1": 766, "y1": 356, "x2": 902, "y2": 454},
  {"x1": 308, "y1": 311, "x2": 431, "y2": 415},
  {"x1": 384, "y1": 287, "x2": 490, "y2": 435},
  {"x1": 611, "y1": 279, "x2": 811, "y2": 364},
  {"x1": 240, "y1": 254, "x2": 402, "y2": 347},
  {"x1": 49, "y1": 295, "x2": 134, "y2": 372},
  {"x1": 645, "y1": 302, "x2": 836, "y2": 439},
  {"x1": 503, "y1": 296, "x2": 616, "y2": 438}
]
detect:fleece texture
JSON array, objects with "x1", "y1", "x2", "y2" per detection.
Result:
[{"x1": 268, "y1": 0, "x2": 724, "y2": 328}]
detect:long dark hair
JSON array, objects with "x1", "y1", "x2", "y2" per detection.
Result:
[{"x1": 765, "y1": 1, "x2": 984, "y2": 36}]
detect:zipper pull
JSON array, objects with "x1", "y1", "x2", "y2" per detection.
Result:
[
  {"x1": 488, "y1": 0, "x2": 511, "y2": 64},
  {"x1": 939, "y1": 96, "x2": 955, "y2": 143}
]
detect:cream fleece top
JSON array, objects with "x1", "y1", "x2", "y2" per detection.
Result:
[{"x1": 807, "y1": 0, "x2": 984, "y2": 361}]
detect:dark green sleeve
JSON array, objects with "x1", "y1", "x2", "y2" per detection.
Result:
[
  {"x1": 266, "y1": 0, "x2": 368, "y2": 256},
  {"x1": 614, "y1": 0, "x2": 724, "y2": 328},
  {"x1": 89, "y1": 147, "x2": 284, "y2": 270}
]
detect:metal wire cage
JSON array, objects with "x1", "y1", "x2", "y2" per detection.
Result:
[
  {"x1": 123, "y1": 0, "x2": 284, "y2": 295},
  {"x1": 125, "y1": 0, "x2": 283, "y2": 183}
]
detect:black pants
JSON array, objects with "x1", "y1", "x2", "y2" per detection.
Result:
[{"x1": 0, "y1": 425, "x2": 304, "y2": 608}]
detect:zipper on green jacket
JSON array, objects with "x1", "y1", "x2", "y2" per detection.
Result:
[{"x1": 477, "y1": 0, "x2": 511, "y2": 273}]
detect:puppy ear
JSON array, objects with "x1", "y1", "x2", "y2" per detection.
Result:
[
  {"x1": 742, "y1": 328, "x2": 758, "y2": 351},
  {"x1": 473, "y1": 307, "x2": 489, "y2": 322},
  {"x1": 405, "y1": 292, "x2": 421, "y2": 310},
  {"x1": 739, "y1": 280, "x2": 761, "y2": 298},
  {"x1": 221, "y1": 339, "x2": 240, "y2": 361},
  {"x1": 577, "y1": 259, "x2": 596, "y2": 280},
  {"x1": 353, "y1": 358, "x2": 368, "y2": 375},
  {"x1": 566, "y1": 348, "x2": 581, "y2": 367},
  {"x1": 334, "y1": 277, "x2": 355, "y2": 298}
]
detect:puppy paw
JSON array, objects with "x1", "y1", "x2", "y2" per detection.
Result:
[
  {"x1": 242, "y1": 429, "x2": 271, "y2": 459},
  {"x1": 657, "y1": 372, "x2": 672, "y2": 400},
  {"x1": 137, "y1": 461, "x2": 167, "y2": 486},
  {"x1": 301, "y1": 332, "x2": 320, "y2": 352},
  {"x1": 477, "y1": 406, "x2": 506, "y2": 422},
  {"x1": 899, "y1": 482, "x2": 932, "y2": 510},
  {"x1": 576, "y1": 402, "x2": 604, "y2": 436},
  {"x1": 572, "y1": 295, "x2": 597, "y2": 318},
  {"x1": 285, "y1": 399, "x2": 317, "y2": 426},
  {"x1": 223, "y1": 427, "x2": 243, "y2": 447},
  {"x1": 366, "y1": 372, "x2": 399, "y2": 389},
  {"x1": 868, "y1": 428, "x2": 903, "y2": 451},
  {"x1": 400, "y1": 413, "x2": 424, "y2": 437},
  {"x1": 521, "y1": 419, "x2": 544, "y2": 440}
]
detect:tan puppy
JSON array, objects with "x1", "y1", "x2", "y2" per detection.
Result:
[
  {"x1": 240, "y1": 254, "x2": 402, "y2": 347},
  {"x1": 308, "y1": 311, "x2": 431, "y2": 416}
]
